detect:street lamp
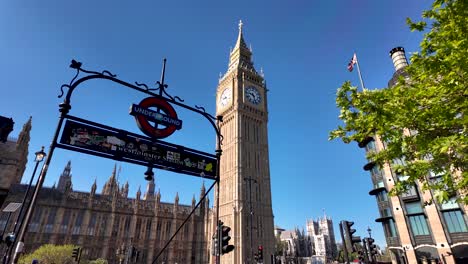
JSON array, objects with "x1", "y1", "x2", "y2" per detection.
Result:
[
  {"x1": 8, "y1": 147, "x2": 46, "y2": 264},
  {"x1": 12, "y1": 147, "x2": 46, "y2": 232},
  {"x1": 3, "y1": 147, "x2": 46, "y2": 264},
  {"x1": 367, "y1": 226, "x2": 372, "y2": 238}
]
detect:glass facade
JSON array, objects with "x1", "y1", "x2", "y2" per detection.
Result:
[
  {"x1": 377, "y1": 190, "x2": 388, "y2": 202},
  {"x1": 441, "y1": 198, "x2": 468, "y2": 233},
  {"x1": 365, "y1": 140, "x2": 377, "y2": 153},
  {"x1": 383, "y1": 219, "x2": 398, "y2": 237},
  {"x1": 443, "y1": 211, "x2": 468, "y2": 233},
  {"x1": 405, "y1": 202, "x2": 430, "y2": 236}
]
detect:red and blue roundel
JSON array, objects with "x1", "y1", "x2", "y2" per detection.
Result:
[{"x1": 130, "y1": 97, "x2": 182, "y2": 139}]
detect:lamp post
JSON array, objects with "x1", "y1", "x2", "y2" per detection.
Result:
[
  {"x1": 244, "y1": 177, "x2": 257, "y2": 263},
  {"x1": 11, "y1": 147, "x2": 46, "y2": 235},
  {"x1": 7, "y1": 147, "x2": 46, "y2": 263},
  {"x1": 7, "y1": 147, "x2": 46, "y2": 264},
  {"x1": 367, "y1": 227, "x2": 372, "y2": 239}
]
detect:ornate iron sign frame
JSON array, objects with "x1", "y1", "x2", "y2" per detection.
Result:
[{"x1": 11, "y1": 59, "x2": 224, "y2": 264}]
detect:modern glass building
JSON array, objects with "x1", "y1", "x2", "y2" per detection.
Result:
[{"x1": 359, "y1": 47, "x2": 468, "y2": 264}]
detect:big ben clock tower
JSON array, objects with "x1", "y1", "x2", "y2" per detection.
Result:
[{"x1": 215, "y1": 21, "x2": 275, "y2": 264}]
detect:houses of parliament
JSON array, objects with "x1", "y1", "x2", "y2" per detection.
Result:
[{"x1": 0, "y1": 21, "x2": 275, "y2": 264}]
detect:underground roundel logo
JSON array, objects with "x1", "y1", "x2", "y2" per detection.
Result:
[{"x1": 130, "y1": 97, "x2": 183, "y2": 139}]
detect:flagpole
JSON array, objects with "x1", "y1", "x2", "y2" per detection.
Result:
[{"x1": 354, "y1": 53, "x2": 366, "y2": 90}]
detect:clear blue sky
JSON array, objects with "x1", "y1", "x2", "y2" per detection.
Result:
[{"x1": 1, "y1": 0, "x2": 430, "y2": 248}]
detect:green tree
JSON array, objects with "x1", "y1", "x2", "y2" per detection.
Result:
[
  {"x1": 18, "y1": 244, "x2": 75, "y2": 264},
  {"x1": 87, "y1": 258, "x2": 108, "y2": 264},
  {"x1": 330, "y1": 0, "x2": 468, "y2": 204},
  {"x1": 275, "y1": 234, "x2": 287, "y2": 257}
]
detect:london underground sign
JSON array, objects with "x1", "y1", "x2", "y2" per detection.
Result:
[
  {"x1": 130, "y1": 97, "x2": 182, "y2": 139},
  {"x1": 14, "y1": 59, "x2": 223, "y2": 264}
]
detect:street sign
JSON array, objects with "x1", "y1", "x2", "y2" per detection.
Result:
[
  {"x1": 130, "y1": 97, "x2": 182, "y2": 139},
  {"x1": 59, "y1": 119, "x2": 217, "y2": 179}
]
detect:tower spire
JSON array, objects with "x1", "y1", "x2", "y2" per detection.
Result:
[
  {"x1": 102, "y1": 164, "x2": 119, "y2": 195},
  {"x1": 91, "y1": 178, "x2": 97, "y2": 195},
  {"x1": 57, "y1": 161, "x2": 73, "y2": 192},
  {"x1": 144, "y1": 178, "x2": 155, "y2": 200},
  {"x1": 227, "y1": 20, "x2": 255, "y2": 74}
]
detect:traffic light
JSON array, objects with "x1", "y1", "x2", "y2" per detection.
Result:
[
  {"x1": 257, "y1": 245, "x2": 263, "y2": 262},
  {"x1": 71, "y1": 247, "x2": 81, "y2": 262},
  {"x1": 220, "y1": 221, "x2": 235, "y2": 255},
  {"x1": 357, "y1": 250, "x2": 365, "y2": 262},
  {"x1": 342, "y1": 221, "x2": 361, "y2": 252},
  {"x1": 367, "y1": 238, "x2": 378, "y2": 258}
]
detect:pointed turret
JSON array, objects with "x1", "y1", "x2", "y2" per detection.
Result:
[
  {"x1": 199, "y1": 181, "x2": 206, "y2": 200},
  {"x1": 144, "y1": 178, "x2": 155, "y2": 200},
  {"x1": 57, "y1": 161, "x2": 73, "y2": 192},
  {"x1": 174, "y1": 192, "x2": 179, "y2": 206},
  {"x1": 136, "y1": 185, "x2": 141, "y2": 200},
  {"x1": 91, "y1": 178, "x2": 97, "y2": 195},
  {"x1": 14, "y1": 117, "x2": 31, "y2": 183},
  {"x1": 122, "y1": 181, "x2": 129, "y2": 198},
  {"x1": 111, "y1": 163, "x2": 117, "y2": 180},
  {"x1": 102, "y1": 164, "x2": 119, "y2": 196},
  {"x1": 226, "y1": 20, "x2": 256, "y2": 75},
  {"x1": 16, "y1": 116, "x2": 32, "y2": 148},
  {"x1": 192, "y1": 195, "x2": 196, "y2": 208}
]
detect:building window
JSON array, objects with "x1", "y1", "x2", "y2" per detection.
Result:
[
  {"x1": 72, "y1": 211, "x2": 83, "y2": 235},
  {"x1": 380, "y1": 208, "x2": 392, "y2": 217},
  {"x1": 87, "y1": 215, "x2": 96, "y2": 236},
  {"x1": 376, "y1": 190, "x2": 388, "y2": 202},
  {"x1": 60, "y1": 210, "x2": 70, "y2": 234},
  {"x1": 440, "y1": 198, "x2": 468, "y2": 233},
  {"x1": 398, "y1": 176, "x2": 419, "y2": 198},
  {"x1": 166, "y1": 222, "x2": 172, "y2": 239},
  {"x1": 405, "y1": 202, "x2": 430, "y2": 235},
  {"x1": 29, "y1": 207, "x2": 42, "y2": 232},
  {"x1": 443, "y1": 210, "x2": 468, "y2": 233},
  {"x1": 156, "y1": 221, "x2": 162, "y2": 238},
  {"x1": 383, "y1": 219, "x2": 397, "y2": 238},
  {"x1": 124, "y1": 216, "x2": 131, "y2": 237},
  {"x1": 45, "y1": 208, "x2": 57, "y2": 233},
  {"x1": 184, "y1": 224, "x2": 189, "y2": 239},
  {"x1": 145, "y1": 219, "x2": 152, "y2": 240},
  {"x1": 135, "y1": 218, "x2": 142, "y2": 239},
  {"x1": 370, "y1": 166, "x2": 382, "y2": 178},
  {"x1": 99, "y1": 216, "x2": 107, "y2": 236},
  {"x1": 112, "y1": 217, "x2": 120, "y2": 236},
  {"x1": 365, "y1": 140, "x2": 377, "y2": 153},
  {"x1": 374, "y1": 181, "x2": 385, "y2": 189}
]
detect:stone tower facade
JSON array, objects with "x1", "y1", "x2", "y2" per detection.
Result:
[
  {"x1": 306, "y1": 213, "x2": 337, "y2": 260},
  {"x1": 215, "y1": 21, "x2": 275, "y2": 264},
  {"x1": 57, "y1": 160, "x2": 73, "y2": 191},
  {"x1": 0, "y1": 117, "x2": 31, "y2": 207}
]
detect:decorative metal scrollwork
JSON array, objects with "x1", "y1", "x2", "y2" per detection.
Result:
[{"x1": 59, "y1": 59, "x2": 223, "y2": 146}]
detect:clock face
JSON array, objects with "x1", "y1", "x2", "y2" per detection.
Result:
[
  {"x1": 245, "y1": 86, "x2": 261, "y2": 105},
  {"x1": 219, "y1": 87, "x2": 232, "y2": 107}
]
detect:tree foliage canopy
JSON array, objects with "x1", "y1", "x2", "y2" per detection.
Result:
[
  {"x1": 18, "y1": 244, "x2": 75, "y2": 264},
  {"x1": 330, "y1": 0, "x2": 467, "y2": 204},
  {"x1": 18, "y1": 244, "x2": 109, "y2": 264}
]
